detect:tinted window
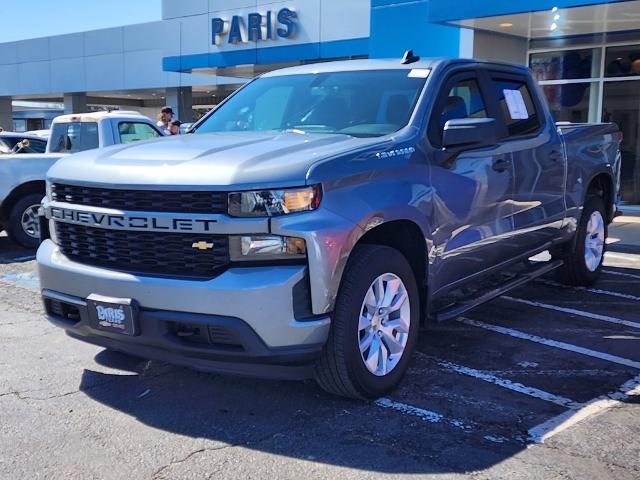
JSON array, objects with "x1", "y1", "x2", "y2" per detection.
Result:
[
  {"x1": 605, "y1": 44, "x2": 640, "y2": 77},
  {"x1": 493, "y1": 79, "x2": 541, "y2": 137},
  {"x1": 23, "y1": 138, "x2": 47, "y2": 153},
  {"x1": 0, "y1": 137, "x2": 46, "y2": 154},
  {"x1": 431, "y1": 78, "x2": 487, "y2": 146},
  {"x1": 118, "y1": 122, "x2": 162, "y2": 143},
  {"x1": 50, "y1": 122, "x2": 99, "y2": 153},
  {"x1": 541, "y1": 83, "x2": 593, "y2": 123},
  {"x1": 530, "y1": 49, "x2": 600, "y2": 81},
  {"x1": 195, "y1": 70, "x2": 430, "y2": 138}
]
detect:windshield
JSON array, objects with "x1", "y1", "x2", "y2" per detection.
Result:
[{"x1": 195, "y1": 69, "x2": 429, "y2": 138}]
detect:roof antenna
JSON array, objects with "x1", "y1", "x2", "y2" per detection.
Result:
[{"x1": 401, "y1": 49, "x2": 420, "y2": 65}]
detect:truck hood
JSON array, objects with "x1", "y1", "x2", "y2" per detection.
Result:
[{"x1": 46, "y1": 131, "x2": 380, "y2": 189}]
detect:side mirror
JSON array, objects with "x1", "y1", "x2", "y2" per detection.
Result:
[
  {"x1": 20, "y1": 139, "x2": 31, "y2": 148},
  {"x1": 442, "y1": 118, "x2": 499, "y2": 149}
]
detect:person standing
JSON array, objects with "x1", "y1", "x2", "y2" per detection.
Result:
[{"x1": 156, "y1": 106, "x2": 174, "y2": 135}]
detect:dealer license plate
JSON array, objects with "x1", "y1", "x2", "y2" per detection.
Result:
[{"x1": 87, "y1": 294, "x2": 138, "y2": 336}]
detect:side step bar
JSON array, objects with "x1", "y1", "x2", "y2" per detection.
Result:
[{"x1": 434, "y1": 260, "x2": 564, "y2": 322}]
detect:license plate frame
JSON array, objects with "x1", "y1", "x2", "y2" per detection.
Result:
[{"x1": 87, "y1": 294, "x2": 138, "y2": 336}]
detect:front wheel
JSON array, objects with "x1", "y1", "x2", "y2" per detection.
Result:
[
  {"x1": 6, "y1": 193, "x2": 43, "y2": 249},
  {"x1": 315, "y1": 245, "x2": 420, "y2": 399},
  {"x1": 556, "y1": 196, "x2": 607, "y2": 286}
]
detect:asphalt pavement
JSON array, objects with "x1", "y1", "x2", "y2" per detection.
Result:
[{"x1": 1, "y1": 223, "x2": 639, "y2": 480}]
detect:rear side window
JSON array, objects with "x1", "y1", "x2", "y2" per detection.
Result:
[
  {"x1": 50, "y1": 122, "x2": 99, "y2": 153},
  {"x1": 118, "y1": 122, "x2": 162, "y2": 144},
  {"x1": 493, "y1": 79, "x2": 541, "y2": 137}
]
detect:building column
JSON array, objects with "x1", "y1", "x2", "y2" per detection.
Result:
[
  {"x1": 0, "y1": 97, "x2": 13, "y2": 132},
  {"x1": 165, "y1": 87, "x2": 193, "y2": 122},
  {"x1": 63, "y1": 92, "x2": 88, "y2": 114}
]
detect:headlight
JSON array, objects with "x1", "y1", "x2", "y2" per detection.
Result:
[
  {"x1": 228, "y1": 185, "x2": 321, "y2": 217},
  {"x1": 229, "y1": 235, "x2": 306, "y2": 262}
]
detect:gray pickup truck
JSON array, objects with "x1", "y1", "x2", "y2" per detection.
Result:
[
  {"x1": 0, "y1": 111, "x2": 163, "y2": 248},
  {"x1": 37, "y1": 57, "x2": 622, "y2": 399}
]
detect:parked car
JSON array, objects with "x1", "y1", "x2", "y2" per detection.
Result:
[
  {"x1": 38, "y1": 57, "x2": 621, "y2": 399},
  {"x1": 0, "y1": 132, "x2": 48, "y2": 154},
  {"x1": 25, "y1": 129, "x2": 51, "y2": 139},
  {"x1": 0, "y1": 111, "x2": 163, "y2": 248}
]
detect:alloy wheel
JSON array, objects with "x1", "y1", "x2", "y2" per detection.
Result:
[
  {"x1": 584, "y1": 210, "x2": 605, "y2": 272},
  {"x1": 20, "y1": 204, "x2": 41, "y2": 239},
  {"x1": 358, "y1": 273, "x2": 411, "y2": 376}
]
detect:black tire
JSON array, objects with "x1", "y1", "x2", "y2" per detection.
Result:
[
  {"x1": 314, "y1": 245, "x2": 420, "y2": 399},
  {"x1": 6, "y1": 193, "x2": 43, "y2": 249},
  {"x1": 556, "y1": 196, "x2": 607, "y2": 286}
]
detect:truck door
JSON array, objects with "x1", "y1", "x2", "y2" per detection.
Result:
[
  {"x1": 488, "y1": 72, "x2": 566, "y2": 251},
  {"x1": 427, "y1": 71, "x2": 516, "y2": 294}
]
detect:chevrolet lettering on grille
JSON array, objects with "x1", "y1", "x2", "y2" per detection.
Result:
[{"x1": 48, "y1": 206, "x2": 219, "y2": 233}]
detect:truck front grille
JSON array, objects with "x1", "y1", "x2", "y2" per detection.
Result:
[
  {"x1": 51, "y1": 184, "x2": 227, "y2": 214},
  {"x1": 55, "y1": 222, "x2": 229, "y2": 279}
]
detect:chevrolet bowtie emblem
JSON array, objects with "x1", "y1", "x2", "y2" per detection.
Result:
[{"x1": 192, "y1": 241, "x2": 214, "y2": 251}]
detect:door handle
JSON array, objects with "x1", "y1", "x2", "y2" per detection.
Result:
[
  {"x1": 492, "y1": 157, "x2": 512, "y2": 172},
  {"x1": 549, "y1": 150, "x2": 564, "y2": 162}
]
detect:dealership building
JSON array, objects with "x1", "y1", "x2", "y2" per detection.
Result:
[{"x1": 1, "y1": 0, "x2": 640, "y2": 202}]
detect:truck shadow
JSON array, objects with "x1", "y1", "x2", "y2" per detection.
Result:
[
  {"x1": 78, "y1": 349, "x2": 526, "y2": 474},
  {"x1": 0, "y1": 235, "x2": 35, "y2": 265}
]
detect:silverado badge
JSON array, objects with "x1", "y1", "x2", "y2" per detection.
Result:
[{"x1": 192, "y1": 241, "x2": 214, "y2": 251}]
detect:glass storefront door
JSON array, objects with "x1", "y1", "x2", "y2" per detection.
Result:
[
  {"x1": 530, "y1": 42, "x2": 640, "y2": 204},
  {"x1": 603, "y1": 81, "x2": 640, "y2": 203}
]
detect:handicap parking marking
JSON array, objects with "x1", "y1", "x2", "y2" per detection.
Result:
[
  {"x1": 457, "y1": 317, "x2": 640, "y2": 369},
  {"x1": 501, "y1": 296, "x2": 640, "y2": 330},
  {"x1": 527, "y1": 373, "x2": 640, "y2": 444},
  {"x1": 1, "y1": 271, "x2": 40, "y2": 292},
  {"x1": 537, "y1": 279, "x2": 640, "y2": 302}
]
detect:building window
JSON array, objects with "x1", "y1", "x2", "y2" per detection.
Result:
[
  {"x1": 541, "y1": 83, "x2": 596, "y2": 123},
  {"x1": 530, "y1": 48, "x2": 601, "y2": 81},
  {"x1": 604, "y1": 44, "x2": 640, "y2": 78},
  {"x1": 603, "y1": 81, "x2": 640, "y2": 203},
  {"x1": 12, "y1": 119, "x2": 26, "y2": 132},
  {"x1": 530, "y1": 43, "x2": 640, "y2": 204}
]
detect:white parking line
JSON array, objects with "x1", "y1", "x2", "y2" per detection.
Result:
[
  {"x1": 537, "y1": 279, "x2": 640, "y2": 302},
  {"x1": 438, "y1": 360, "x2": 579, "y2": 408},
  {"x1": 457, "y1": 317, "x2": 640, "y2": 369},
  {"x1": 374, "y1": 398, "x2": 473, "y2": 432},
  {"x1": 9, "y1": 255, "x2": 36, "y2": 262},
  {"x1": 603, "y1": 269, "x2": 640, "y2": 281},
  {"x1": 528, "y1": 373, "x2": 640, "y2": 443},
  {"x1": 501, "y1": 296, "x2": 640, "y2": 330}
]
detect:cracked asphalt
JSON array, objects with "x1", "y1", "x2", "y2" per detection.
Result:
[{"x1": 1, "y1": 231, "x2": 639, "y2": 480}]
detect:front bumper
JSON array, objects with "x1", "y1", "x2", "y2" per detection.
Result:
[{"x1": 37, "y1": 240, "x2": 331, "y2": 379}]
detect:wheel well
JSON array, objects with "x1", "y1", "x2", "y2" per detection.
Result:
[
  {"x1": 356, "y1": 220, "x2": 428, "y2": 318},
  {"x1": 586, "y1": 173, "x2": 614, "y2": 221},
  {"x1": 0, "y1": 181, "x2": 45, "y2": 221}
]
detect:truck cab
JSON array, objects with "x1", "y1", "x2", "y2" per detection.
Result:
[{"x1": 0, "y1": 111, "x2": 163, "y2": 248}]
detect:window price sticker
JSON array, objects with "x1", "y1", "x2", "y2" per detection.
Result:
[
  {"x1": 503, "y1": 89, "x2": 529, "y2": 120},
  {"x1": 408, "y1": 69, "x2": 431, "y2": 78}
]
